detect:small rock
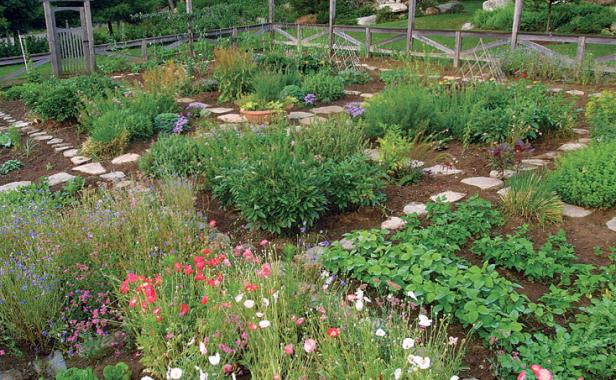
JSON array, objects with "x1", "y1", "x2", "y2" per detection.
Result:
[
  {"x1": 364, "y1": 148, "x2": 380, "y2": 161},
  {"x1": 403, "y1": 202, "x2": 427, "y2": 216},
  {"x1": 577, "y1": 138, "x2": 591, "y2": 144},
  {"x1": 111, "y1": 153, "x2": 140, "y2": 165},
  {"x1": 356, "y1": 14, "x2": 377, "y2": 26},
  {"x1": 360, "y1": 93, "x2": 374, "y2": 99},
  {"x1": 423, "y1": 164, "x2": 463, "y2": 176},
  {"x1": 565, "y1": 89, "x2": 585, "y2": 96},
  {"x1": 461, "y1": 176, "x2": 504, "y2": 190},
  {"x1": 63, "y1": 149, "x2": 79, "y2": 158},
  {"x1": 72, "y1": 162, "x2": 106, "y2": 175},
  {"x1": 46, "y1": 350, "x2": 67, "y2": 377},
  {"x1": 310, "y1": 105, "x2": 345, "y2": 115},
  {"x1": 381, "y1": 216, "x2": 406, "y2": 230},
  {"x1": 410, "y1": 160, "x2": 424, "y2": 168},
  {"x1": 70, "y1": 156, "x2": 91, "y2": 165},
  {"x1": 558, "y1": 142, "x2": 586, "y2": 152},
  {"x1": 430, "y1": 191, "x2": 466, "y2": 203},
  {"x1": 607, "y1": 217, "x2": 616, "y2": 232},
  {"x1": 288, "y1": 111, "x2": 314, "y2": 120},
  {"x1": 47, "y1": 172, "x2": 76, "y2": 186},
  {"x1": 176, "y1": 97, "x2": 196, "y2": 103},
  {"x1": 344, "y1": 90, "x2": 362, "y2": 96},
  {"x1": 208, "y1": 107, "x2": 234, "y2": 114},
  {"x1": 497, "y1": 187, "x2": 510, "y2": 197},
  {"x1": 299, "y1": 116, "x2": 327, "y2": 126},
  {"x1": 562, "y1": 203, "x2": 592, "y2": 218},
  {"x1": 100, "y1": 171, "x2": 126, "y2": 182},
  {"x1": 47, "y1": 138, "x2": 63, "y2": 145},
  {"x1": 461, "y1": 22, "x2": 474, "y2": 30},
  {"x1": 572, "y1": 128, "x2": 589, "y2": 135},
  {"x1": 377, "y1": 2, "x2": 408, "y2": 12},
  {"x1": 33, "y1": 134, "x2": 53, "y2": 141},
  {"x1": 0, "y1": 369, "x2": 24, "y2": 380},
  {"x1": 0, "y1": 181, "x2": 32, "y2": 193},
  {"x1": 549, "y1": 87, "x2": 562, "y2": 93},
  {"x1": 521, "y1": 159, "x2": 548, "y2": 167},
  {"x1": 489, "y1": 169, "x2": 515, "y2": 179},
  {"x1": 217, "y1": 113, "x2": 247, "y2": 123}
]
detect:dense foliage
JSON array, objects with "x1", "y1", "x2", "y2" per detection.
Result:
[{"x1": 586, "y1": 91, "x2": 616, "y2": 142}]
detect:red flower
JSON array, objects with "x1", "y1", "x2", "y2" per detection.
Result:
[
  {"x1": 248, "y1": 323, "x2": 258, "y2": 331},
  {"x1": 209, "y1": 220, "x2": 217, "y2": 228},
  {"x1": 119, "y1": 280, "x2": 129, "y2": 294},
  {"x1": 202, "y1": 249, "x2": 212, "y2": 256},
  {"x1": 200, "y1": 295, "x2": 209, "y2": 305},
  {"x1": 128, "y1": 298, "x2": 137, "y2": 308},
  {"x1": 173, "y1": 262, "x2": 182, "y2": 272},
  {"x1": 144, "y1": 285, "x2": 157, "y2": 303},
  {"x1": 126, "y1": 273, "x2": 139, "y2": 283},
  {"x1": 179, "y1": 303, "x2": 190, "y2": 317},
  {"x1": 195, "y1": 272, "x2": 206, "y2": 281},
  {"x1": 244, "y1": 283, "x2": 259, "y2": 292},
  {"x1": 327, "y1": 327, "x2": 340, "y2": 337}
]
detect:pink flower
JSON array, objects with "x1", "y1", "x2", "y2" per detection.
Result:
[
  {"x1": 0, "y1": 349, "x2": 5, "y2": 356},
  {"x1": 303, "y1": 339, "x2": 317, "y2": 353},
  {"x1": 209, "y1": 220, "x2": 217, "y2": 228},
  {"x1": 260, "y1": 239, "x2": 269, "y2": 246},
  {"x1": 126, "y1": 273, "x2": 139, "y2": 283},
  {"x1": 294, "y1": 317, "x2": 305, "y2": 326},
  {"x1": 283, "y1": 344, "x2": 294, "y2": 356},
  {"x1": 530, "y1": 365, "x2": 553, "y2": 380},
  {"x1": 200, "y1": 295, "x2": 209, "y2": 305},
  {"x1": 128, "y1": 298, "x2": 137, "y2": 308},
  {"x1": 179, "y1": 303, "x2": 190, "y2": 317},
  {"x1": 223, "y1": 364, "x2": 233, "y2": 374},
  {"x1": 327, "y1": 327, "x2": 340, "y2": 337},
  {"x1": 517, "y1": 371, "x2": 526, "y2": 380},
  {"x1": 256, "y1": 263, "x2": 272, "y2": 278}
]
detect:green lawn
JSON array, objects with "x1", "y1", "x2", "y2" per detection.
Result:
[{"x1": 378, "y1": 0, "x2": 483, "y2": 30}]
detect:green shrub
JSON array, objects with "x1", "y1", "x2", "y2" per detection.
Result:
[
  {"x1": 500, "y1": 171, "x2": 563, "y2": 225},
  {"x1": 213, "y1": 47, "x2": 255, "y2": 102},
  {"x1": 81, "y1": 120, "x2": 129, "y2": 159},
  {"x1": 337, "y1": 69, "x2": 371, "y2": 85},
  {"x1": 586, "y1": 91, "x2": 616, "y2": 142},
  {"x1": 279, "y1": 84, "x2": 306, "y2": 102},
  {"x1": 55, "y1": 367, "x2": 98, "y2": 380},
  {"x1": 551, "y1": 142, "x2": 616, "y2": 208},
  {"x1": 295, "y1": 115, "x2": 366, "y2": 161},
  {"x1": 0, "y1": 159, "x2": 24, "y2": 175},
  {"x1": 139, "y1": 135, "x2": 208, "y2": 177},
  {"x1": 252, "y1": 70, "x2": 301, "y2": 102},
  {"x1": 323, "y1": 155, "x2": 386, "y2": 210},
  {"x1": 129, "y1": 92, "x2": 177, "y2": 121},
  {"x1": 302, "y1": 70, "x2": 345, "y2": 103},
  {"x1": 154, "y1": 113, "x2": 181, "y2": 133}
]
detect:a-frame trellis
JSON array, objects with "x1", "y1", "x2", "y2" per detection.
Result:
[{"x1": 42, "y1": 0, "x2": 96, "y2": 76}]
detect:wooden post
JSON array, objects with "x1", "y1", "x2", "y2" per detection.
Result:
[
  {"x1": 575, "y1": 36, "x2": 586, "y2": 75},
  {"x1": 296, "y1": 24, "x2": 302, "y2": 52},
  {"x1": 42, "y1": 0, "x2": 60, "y2": 76},
  {"x1": 453, "y1": 31, "x2": 462, "y2": 68},
  {"x1": 83, "y1": 0, "x2": 96, "y2": 72},
  {"x1": 511, "y1": 0, "x2": 522, "y2": 49},
  {"x1": 364, "y1": 27, "x2": 371, "y2": 57},
  {"x1": 269, "y1": 0, "x2": 275, "y2": 44},
  {"x1": 141, "y1": 39, "x2": 148, "y2": 60},
  {"x1": 328, "y1": 0, "x2": 336, "y2": 55},
  {"x1": 232, "y1": 27, "x2": 238, "y2": 47},
  {"x1": 186, "y1": 0, "x2": 194, "y2": 57},
  {"x1": 406, "y1": 0, "x2": 416, "y2": 52}
]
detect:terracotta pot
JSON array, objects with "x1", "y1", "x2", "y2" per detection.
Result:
[{"x1": 240, "y1": 109, "x2": 278, "y2": 124}]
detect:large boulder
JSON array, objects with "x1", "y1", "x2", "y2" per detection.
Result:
[
  {"x1": 482, "y1": 0, "x2": 508, "y2": 11},
  {"x1": 377, "y1": 2, "x2": 408, "y2": 12},
  {"x1": 436, "y1": 1, "x2": 464, "y2": 14},
  {"x1": 424, "y1": 7, "x2": 440, "y2": 15},
  {"x1": 357, "y1": 14, "x2": 377, "y2": 26},
  {"x1": 296, "y1": 14, "x2": 317, "y2": 24}
]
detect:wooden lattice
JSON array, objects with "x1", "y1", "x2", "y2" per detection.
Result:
[{"x1": 459, "y1": 38, "x2": 505, "y2": 82}]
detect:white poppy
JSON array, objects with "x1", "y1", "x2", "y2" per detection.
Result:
[
  {"x1": 167, "y1": 368, "x2": 183, "y2": 379},
  {"x1": 199, "y1": 342, "x2": 207, "y2": 355},
  {"x1": 272, "y1": 291, "x2": 279, "y2": 300},
  {"x1": 256, "y1": 312, "x2": 264, "y2": 318},
  {"x1": 186, "y1": 337, "x2": 195, "y2": 346},
  {"x1": 394, "y1": 368, "x2": 402, "y2": 380},
  {"x1": 450, "y1": 376, "x2": 460, "y2": 380},
  {"x1": 234, "y1": 293, "x2": 244, "y2": 303},
  {"x1": 262, "y1": 298, "x2": 270, "y2": 307},
  {"x1": 355, "y1": 299, "x2": 364, "y2": 311},
  {"x1": 259, "y1": 320, "x2": 271, "y2": 328},
  {"x1": 195, "y1": 367, "x2": 208, "y2": 380},
  {"x1": 402, "y1": 337, "x2": 415, "y2": 349},
  {"x1": 375, "y1": 328, "x2": 386, "y2": 337},
  {"x1": 418, "y1": 314, "x2": 432, "y2": 327},
  {"x1": 208, "y1": 352, "x2": 221, "y2": 366},
  {"x1": 408, "y1": 355, "x2": 431, "y2": 370},
  {"x1": 243, "y1": 299, "x2": 255, "y2": 308},
  {"x1": 406, "y1": 291, "x2": 418, "y2": 301},
  {"x1": 142, "y1": 377, "x2": 155, "y2": 380}
]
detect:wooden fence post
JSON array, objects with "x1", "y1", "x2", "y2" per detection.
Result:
[
  {"x1": 141, "y1": 39, "x2": 148, "y2": 60},
  {"x1": 42, "y1": 0, "x2": 60, "y2": 76},
  {"x1": 328, "y1": 0, "x2": 336, "y2": 55},
  {"x1": 575, "y1": 36, "x2": 586, "y2": 76},
  {"x1": 365, "y1": 27, "x2": 371, "y2": 57},
  {"x1": 297, "y1": 24, "x2": 302, "y2": 52},
  {"x1": 186, "y1": 0, "x2": 194, "y2": 57},
  {"x1": 83, "y1": 0, "x2": 96, "y2": 72},
  {"x1": 268, "y1": 0, "x2": 275, "y2": 44},
  {"x1": 406, "y1": 0, "x2": 416, "y2": 52},
  {"x1": 454, "y1": 31, "x2": 462, "y2": 68},
  {"x1": 511, "y1": 0, "x2": 522, "y2": 49}
]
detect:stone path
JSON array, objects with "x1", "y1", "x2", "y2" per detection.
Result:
[
  {"x1": 607, "y1": 218, "x2": 616, "y2": 232},
  {"x1": 423, "y1": 164, "x2": 463, "y2": 176},
  {"x1": 562, "y1": 203, "x2": 592, "y2": 218},
  {"x1": 461, "y1": 177, "x2": 504, "y2": 190},
  {"x1": 430, "y1": 191, "x2": 466, "y2": 203}
]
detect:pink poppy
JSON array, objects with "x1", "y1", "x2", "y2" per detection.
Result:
[
  {"x1": 303, "y1": 339, "x2": 317, "y2": 353},
  {"x1": 283, "y1": 344, "x2": 294, "y2": 356}
]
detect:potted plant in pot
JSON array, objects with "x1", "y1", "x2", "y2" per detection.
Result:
[{"x1": 237, "y1": 95, "x2": 296, "y2": 124}]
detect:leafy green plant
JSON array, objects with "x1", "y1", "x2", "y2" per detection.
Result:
[
  {"x1": 296, "y1": 115, "x2": 366, "y2": 161},
  {"x1": 0, "y1": 159, "x2": 24, "y2": 175},
  {"x1": 102, "y1": 362, "x2": 130, "y2": 380},
  {"x1": 337, "y1": 69, "x2": 371, "y2": 85},
  {"x1": 252, "y1": 69, "x2": 300, "y2": 102},
  {"x1": 55, "y1": 367, "x2": 98, "y2": 380},
  {"x1": 7, "y1": 127, "x2": 21, "y2": 150},
  {"x1": 323, "y1": 155, "x2": 386, "y2": 210},
  {"x1": 279, "y1": 84, "x2": 306, "y2": 102},
  {"x1": 586, "y1": 91, "x2": 616, "y2": 142},
  {"x1": 500, "y1": 171, "x2": 563, "y2": 225},
  {"x1": 302, "y1": 70, "x2": 345, "y2": 103},
  {"x1": 154, "y1": 113, "x2": 181, "y2": 133},
  {"x1": 550, "y1": 141, "x2": 616, "y2": 208},
  {"x1": 139, "y1": 134, "x2": 208, "y2": 178},
  {"x1": 81, "y1": 120, "x2": 130, "y2": 159},
  {"x1": 0, "y1": 132, "x2": 12, "y2": 148}
]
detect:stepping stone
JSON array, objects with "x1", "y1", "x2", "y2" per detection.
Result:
[
  {"x1": 461, "y1": 177, "x2": 504, "y2": 190},
  {"x1": 381, "y1": 216, "x2": 406, "y2": 230},
  {"x1": 565, "y1": 89, "x2": 584, "y2": 96},
  {"x1": 572, "y1": 128, "x2": 589, "y2": 135},
  {"x1": 577, "y1": 138, "x2": 591, "y2": 144},
  {"x1": 558, "y1": 142, "x2": 586, "y2": 152},
  {"x1": 26, "y1": 129, "x2": 41, "y2": 135},
  {"x1": 299, "y1": 116, "x2": 327, "y2": 126},
  {"x1": 176, "y1": 97, "x2": 196, "y2": 103},
  {"x1": 497, "y1": 187, "x2": 510, "y2": 197},
  {"x1": 403, "y1": 202, "x2": 427, "y2": 216},
  {"x1": 430, "y1": 191, "x2": 466, "y2": 203},
  {"x1": 607, "y1": 217, "x2": 616, "y2": 232},
  {"x1": 114, "y1": 180, "x2": 133, "y2": 189},
  {"x1": 111, "y1": 153, "x2": 140, "y2": 165},
  {"x1": 72, "y1": 162, "x2": 106, "y2": 175},
  {"x1": 549, "y1": 88, "x2": 562, "y2": 93},
  {"x1": 63, "y1": 149, "x2": 79, "y2": 158},
  {"x1": 0, "y1": 181, "x2": 31, "y2": 193},
  {"x1": 100, "y1": 171, "x2": 126, "y2": 182},
  {"x1": 442, "y1": 75, "x2": 461, "y2": 80},
  {"x1": 360, "y1": 93, "x2": 374, "y2": 99},
  {"x1": 423, "y1": 164, "x2": 463, "y2": 176},
  {"x1": 70, "y1": 156, "x2": 91, "y2": 165},
  {"x1": 47, "y1": 138, "x2": 63, "y2": 145},
  {"x1": 22, "y1": 126, "x2": 38, "y2": 133},
  {"x1": 521, "y1": 159, "x2": 548, "y2": 167},
  {"x1": 217, "y1": 114, "x2": 246, "y2": 123},
  {"x1": 288, "y1": 111, "x2": 314, "y2": 120},
  {"x1": 30, "y1": 131, "x2": 47, "y2": 137},
  {"x1": 47, "y1": 172, "x2": 75, "y2": 186},
  {"x1": 490, "y1": 169, "x2": 515, "y2": 179},
  {"x1": 343, "y1": 90, "x2": 361, "y2": 96},
  {"x1": 52, "y1": 142, "x2": 71, "y2": 148},
  {"x1": 562, "y1": 203, "x2": 592, "y2": 218},
  {"x1": 533, "y1": 152, "x2": 559, "y2": 160},
  {"x1": 208, "y1": 107, "x2": 234, "y2": 114},
  {"x1": 54, "y1": 145, "x2": 72, "y2": 153},
  {"x1": 589, "y1": 92, "x2": 601, "y2": 98},
  {"x1": 14, "y1": 121, "x2": 29, "y2": 128},
  {"x1": 33, "y1": 135, "x2": 53, "y2": 141},
  {"x1": 310, "y1": 106, "x2": 344, "y2": 115}
]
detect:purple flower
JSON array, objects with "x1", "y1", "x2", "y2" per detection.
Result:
[
  {"x1": 187, "y1": 102, "x2": 207, "y2": 110},
  {"x1": 304, "y1": 93, "x2": 317, "y2": 105},
  {"x1": 173, "y1": 116, "x2": 189, "y2": 134},
  {"x1": 344, "y1": 102, "x2": 364, "y2": 118}
]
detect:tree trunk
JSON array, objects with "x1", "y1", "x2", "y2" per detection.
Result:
[
  {"x1": 168, "y1": 0, "x2": 177, "y2": 13},
  {"x1": 107, "y1": 20, "x2": 114, "y2": 36},
  {"x1": 545, "y1": 1, "x2": 552, "y2": 33}
]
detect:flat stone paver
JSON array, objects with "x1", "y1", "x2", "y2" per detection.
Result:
[
  {"x1": 288, "y1": 111, "x2": 314, "y2": 120},
  {"x1": 14, "y1": 121, "x2": 29, "y2": 128},
  {"x1": 208, "y1": 107, "x2": 234, "y2": 114},
  {"x1": 558, "y1": 142, "x2": 586, "y2": 152},
  {"x1": 0, "y1": 181, "x2": 31, "y2": 193},
  {"x1": 111, "y1": 153, "x2": 140, "y2": 165},
  {"x1": 310, "y1": 106, "x2": 344, "y2": 115},
  {"x1": 607, "y1": 217, "x2": 616, "y2": 232},
  {"x1": 572, "y1": 128, "x2": 589, "y2": 135},
  {"x1": 565, "y1": 89, "x2": 584, "y2": 96},
  {"x1": 490, "y1": 169, "x2": 515, "y2": 179},
  {"x1": 562, "y1": 203, "x2": 592, "y2": 218},
  {"x1": 497, "y1": 187, "x2": 510, "y2": 197},
  {"x1": 100, "y1": 171, "x2": 126, "y2": 182},
  {"x1": 423, "y1": 164, "x2": 463, "y2": 176},
  {"x1": 343, "y1": 90, "x2": 361, "y2": 96},
  {"x1": 29, "y1": 131, "x2": 47, "y2": 137},
  {"x1": 381, "y1": 216, "x2": 406, "y2": 230},
  {"x1": 577, "y1": 138, "x2": 591, "y2": 144},
  {"x1": 176, "y1": 97, "x2": 196, "y2": 103},
  {"x1": 533, "y1": 152, "x2": 559, "y2": 160},
  {"x1": 47, "y1": 138, "x2": 63, "y2": 145},
  {"x1": 521, "y1": 159, "x2": 549, "y2": 167},
  {"x1": 72, "y1": 162, "x2": 106, "y2": 175},
  {"x1": 217, "y1": 114, "x2": 246, "y2": 123},
  {"x1": 430, "y1": 191, "x2": 466, "y2": 203},
  {"x1": 70, "y1": 156, "x2": 91, "y2": 165},
  {"x1": 33, "y1": 135, "x2": 53, "y2": 141},
  {"x1": 47, "y1": 172, "x2": 75, "y2": 186},
  {"x1": 360, "y1": 93, "x2": 374, "y2": 99},
  {"x1": 461, "y1": 177, "x2": 504, "y2": 190},
  {"x1": 403, "y1": 202, "x2": 427, "y2": 216},
  {"x1": 299, "y1": 116, "x2": 327, "y2": 126},
  {"x1": 54, "y1": 145, "x2": 72, "y2": 152},
  {"x1": 26, "y1": 129, "x2": 41, "y2": 135},
  {"x1": 63, "y1": 149, "x2": 79, "y2": 157}
]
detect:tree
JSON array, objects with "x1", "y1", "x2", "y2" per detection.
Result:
[
  {"x1": 0, "y1": 0, "x2": 44, "y2": 38},
  {"x1": 91, "y1": 0, "x2": 164, "y2": 35}
]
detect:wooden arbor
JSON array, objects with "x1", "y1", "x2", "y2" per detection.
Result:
[{"x1": 42, "y1": 0, "x2": 96, "y2": 76}]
